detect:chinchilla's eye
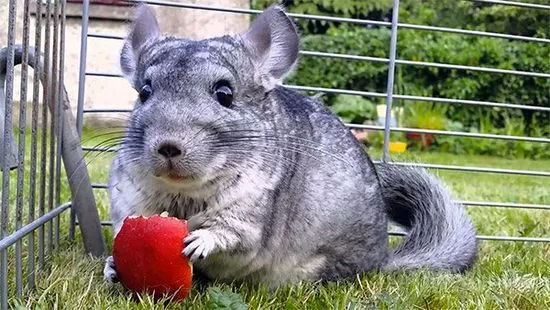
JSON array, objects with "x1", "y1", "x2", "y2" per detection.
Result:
[
  {"x1": 139, "y1": 80, "x2": 153, "y2": 103},
  {"x1": 213, "y1": 80, "x2": 233, "y2": 108}
]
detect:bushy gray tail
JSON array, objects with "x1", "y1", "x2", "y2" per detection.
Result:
[{"x1": 377, "y1": 163, "x2": 477, "y2": 272}]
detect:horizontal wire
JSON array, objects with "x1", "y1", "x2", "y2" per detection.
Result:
[
  {"x1": 122, "y1": 0, "x2": 550, "y2": 43},
  {"x1": 72, "y1": 219, "x2": 550, "y2": 242},
  {"x1": 459, "y1": 200, "x2": 550, "y2": 210},
  {"x1": 349, "y1": 124, "x2": 550, "y2": 144},
  {"x1": 75, "y1": 220, "x2": 113, "y2": 226},
  {"x1": 392, "y1": 94, "x2": 550, "y2": 112},
  {"x1": 289, "y1": 85, "x2": 550, "y2": 112},
  {"x1": 124, "y1": 0, "x2": 391, "y2": 27},
  {"x1": 301, "y1": 51, "x2": 550, "y2": 78},
  {"x1": 83, "y1": 73, "x2": 550, "y2": 112},
  {"x1": 85, "y1": 34, "x2": 550, "y2": 79},
  {"x1": 82, "y1": 146, "x2": 118, "y2": 153},
  {"x1": 80, "y1": 126, "x2": 550, "y2": 157},
  {"x1": 388, "y1": 231, "x2": 550, "y2": 242},
  {"x1": 86, "y1": 72, "x2": 122, "y2": 78},
  {"x1": 83, "y1": 109, "x2": 132, "y2": 113},
  {"x1": 91, "y1": 183, "x2": 108, "y2": 189},
  {"x1": 83, "y1": 142, "x2": 550, "y2": 171},
  {"x1": 87, "y1": 33, "x2": 124, "y2": 40},
  {"x1": 0, "y1": 202, "x2": 71, "y2": 251},
  {"x1": 398, "y1": 22, "x2": 550, "y2": 43},
  {"x1": 90, "y1": 183, "x2": 550, "y2": 210},
  {"x1": 373, "y1": 161, "x2": 550, "y2": 177},
  {"x1": 468, "y1": 0, "x2": 550, "y2": 10}
]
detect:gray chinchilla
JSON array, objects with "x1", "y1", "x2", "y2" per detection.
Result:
[{"x1": 103, "y1": 4, "x2": 477, "y2": 289}]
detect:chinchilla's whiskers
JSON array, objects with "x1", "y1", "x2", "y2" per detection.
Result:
[
  {"x1": 79, "y1": 130, "x2": 126, "y2": 144},
  {"x1": 211, "y1": 140, "x2": 311, "y2": 159},
  {"x1": 200, "y1": 117, "x2": 272, "y2": 135},
  {"x1": 65, "y1": 127, "x2": 144, "y2": 188},
  {"x1": 211, "y1": 143, "x2": 329, "y2": 174},
  {"x1": 212, "y1": 129, "x2": 333, "y2": 149},
  {"x1": 66, "y1": 143, "x2": 145, "y2": 198},
  {"x1": 206, "y1": 139, "x2": 321, "y2": 172},
  {"x1": 85, "y1": 113, "x2": 345, "y2": 187},
  {"x1": 81, "y1": 128, "x2": 143, "y2": 149},
  {"x1": 81, "y1": 134, "x2": 143, "y2": 162},
  {"x1": 204, "y1": 133, "x2": 351, "y2": 167},
  {"x1": 198, "y1": 149, "x2": 318, "y2": 195},
  {"x1": 198, "y1": 148, "x2": 283, "y2": 175},
  {"x1": 94, "y1": 119, "x2": 145, "y2": 171},
  {"x1": 68, "y1": 149, "x2": 142, "y2": 203},
  {"x1": 207, "y1": 138, "x2": 347, "y2": 167},
  {"x1": 202, "y1": 117, "x2": 351, "y2": 155},
  {"x1": 66, "y1": 137, "x2": 126, "y2": 181},
  {"x1": 219, "y1": 149, "x2": 310, "y2": 174},
  {"x1": 181, "y1": 113, "x2": 227, "y2": 151}
]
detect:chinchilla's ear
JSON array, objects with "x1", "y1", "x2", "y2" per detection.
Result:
[
  {"x1": 241, "y1": 4, "x2": 299, "y2": 90},
  {"x1": 120, "y1": 4, "x2": 161, "y2": 79}
]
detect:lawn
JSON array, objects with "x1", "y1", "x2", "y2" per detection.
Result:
[{"x1": 4, "y1": 128, "x2": 550, "y2": 309}]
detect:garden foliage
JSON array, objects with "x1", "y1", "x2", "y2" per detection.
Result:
[{"x1": 252, "y1": 0, "x2": 550, "y2": 159}]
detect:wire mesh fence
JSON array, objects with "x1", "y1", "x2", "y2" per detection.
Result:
[
  {"x1": 0, "y1": 0, "x2": 103, "y2": 308},
  {"x1": 78, "y1": 0, "x2": 550, "y2": 237},
  {"x1": 0, "y1": 0, "x2": 548, "y2": 307},
  {"x1": 78, "y1": 1, "x2": 550, "y2": 230}
]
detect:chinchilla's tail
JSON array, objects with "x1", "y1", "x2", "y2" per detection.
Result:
[{"x1": 376, "y1": 163, "x2": 478, "y2": 272}]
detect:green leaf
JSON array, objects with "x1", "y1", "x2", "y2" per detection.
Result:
[{"x1": 206, "y1": 287, "x2": 248, "y2": 310}]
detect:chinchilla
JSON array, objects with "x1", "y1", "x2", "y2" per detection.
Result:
[{"x1": 103, "y1": 4, "x2": 477, "y2": 289}]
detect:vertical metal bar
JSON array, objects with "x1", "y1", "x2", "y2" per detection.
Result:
[
  {"x1": 68, "y1": 189, "x2": 75, "y2": 240},
  {"x1": 68, "y1": 193, "x2": 75, "y2": 240},
  {"x1": 381, "y1": 0, "x2": 400, "y2": 163},
  {"x1": 48, "y1": 0, "x2": 58, "y2": 252},
  {"x1": 76, "y1": 0, "x2": 89, "y2": 136},
  {"x1": 1, "y1": 0, "x2": 17, "y2": 307},
  {"x1": 28, "y1": 0, "x2": 44, "y2": 290},
  {"x1": 14, "y1": 0, "x2": 32, "y2": 298},
  {"x1": 55, "y1": 0, "x2": 67, "y2": 248},
  {"x1": 72, "y1": 0, "x2": 91, "y2": 241},
  {"x1": 39, "y1": 0, "x2": 53, "y2": 269}
]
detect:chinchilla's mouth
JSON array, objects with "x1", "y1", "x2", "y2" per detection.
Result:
[
  {"x1": 166, "y1": 172, "x2": 189, "y2": 182},
  {"x1": 152, "y1": 168, "x2": 191, "y2": 183}
]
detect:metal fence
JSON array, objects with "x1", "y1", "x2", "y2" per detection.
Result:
[
  {"x1": 0, "y1": 0, "x2": 104, "y2": 308},
  {"x1": 80, "y1": 0, "x2": 550, "y2": 231},
  {"x1": 1, "y1": 0, "x2": 549, "y2": 307}
]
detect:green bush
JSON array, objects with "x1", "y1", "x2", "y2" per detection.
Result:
[
  {"x1": 289, "y1": 26, "x2": 549, "y2": 131},
  {"x1": 401, "y1": 102, "x2": 448, "y2": 130},
  {"x1": 436, "y1": 113, "x2": 550, "y2": 159},
  {"x1": 329, "y1": 94, "x2": 378, "y2": 124},
  {"x1": 252, "y1": 0, "x2": 549, "y2": 159},
  {"x1": 290, "y1": 26, "x2": 390, "y2": 100}
]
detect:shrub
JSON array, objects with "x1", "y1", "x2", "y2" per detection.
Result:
[
  {"x1": 253, "y1": 0, "x2": 549, "y2": 159},
  {"x1": 328, "y1": 94, "x2": 378, "y2": 124}
]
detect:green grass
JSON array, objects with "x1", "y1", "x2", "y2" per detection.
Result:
[{"x1": 3, "y1": 128, "x2": 550, "y2": 309}]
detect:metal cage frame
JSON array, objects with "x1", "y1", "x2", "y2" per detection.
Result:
[{"x1": 1, "y1": 0, "x2": 548, "y2": 307}]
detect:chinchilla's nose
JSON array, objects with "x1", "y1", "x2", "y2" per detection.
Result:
[{"x1": 157, "y1": 142, "x2": 183, "y2": 158}]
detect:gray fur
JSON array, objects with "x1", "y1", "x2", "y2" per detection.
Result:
[
  {"x1": 377, "y1": 164, "x2": 478, "y2": 272},
  {"x1": 103, "y1": 4, "x2": 478, "y2": 288}
]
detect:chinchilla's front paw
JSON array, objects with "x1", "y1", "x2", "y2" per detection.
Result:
[
  {"x1": 103, "y1": 255, "x2": 119, "y2": 283},
  {"x1": 182, "y1": 229, "x2": 219, "y2": 262}
]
